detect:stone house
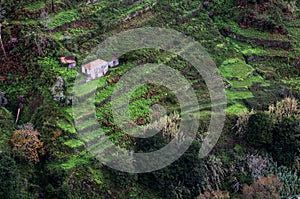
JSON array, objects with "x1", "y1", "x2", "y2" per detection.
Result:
[
  {"x1": 82, "y1": 59, "x2": 109, "y2": 80},
  {"x1": 82, "y1": 57, "x2": 119, "y2": 80},
  {"x1": 60, "y1": 55, "x2": 76, "y2": 69}
]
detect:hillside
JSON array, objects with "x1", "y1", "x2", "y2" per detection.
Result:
[{"x1": 0, "y1": 0, "x2": 300, "y2": 198}]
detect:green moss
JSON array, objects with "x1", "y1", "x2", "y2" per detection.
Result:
[
  {"x1": 0, "y1": 108, "x2": 13, "y2": 151},
  {"x1": 79, "y1": 0, "x2": 108, "y2": 16},
  {"x1": 241, "y1": 47, "x2": 267, "y2": 56},
  {"x1": 52, "y1": 32, "x2": 64, "y2": 41},
  {"x1": 64, "y1": 139, "x2": 84, "y2": 148},
  {"x1": 234, "y1": 144, "x2": 246, "y2": 153},
  {"x1": 80, "y1": 129, "x2": 106, "y2": 143}
]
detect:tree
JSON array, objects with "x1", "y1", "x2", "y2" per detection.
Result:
[
  {"x1": 137, "y1": 140, "x2": 207, "y2": 198},
  {"x1": 245, "y1": 112, "x2": 273, "y2": 148},
  {"x1": 0, "y1": 152, "x2": 22, "y2": 199},
  {"x1": 268, "y1": 98, "x2": 299, "y2": 166},
  {"x1": 10, "y1": 123, "x2": 45, "y2": 164},
  {"x1": 272, "y1": 116, "x2": 299, "y2": 166}
]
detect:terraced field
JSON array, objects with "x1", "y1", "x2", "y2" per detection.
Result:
[
  {"x1": 33, "y1": 0, "x2": 299, "y2": 163},
  {"x1": 3, "y1": 1, "x2": 300, "y2": 197}
]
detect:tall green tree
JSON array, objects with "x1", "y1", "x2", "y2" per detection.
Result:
[{"x1": 245, "y1": 112, "x2": 273, "y2": 148}]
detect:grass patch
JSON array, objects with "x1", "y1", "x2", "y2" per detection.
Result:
[
  {"x1": 64, "y1": 139, "x2": 84, "y2": 148},
  {"x1": 226, "y1": 102, "x2": 248, "y2": 114},
  {"x1": 76, "y1": 118, "x2": 99, "y2": 132},
  {"x1": 222, "y1": 21, "x2": 290, "y2": 41},
  {"x1": 226, "y1": 90, "x2": 254, "y2": 100},
  {"x1": 48, "y1": 10, "x2": 79, "y2": 28},
  {"x1": 131, "y1": 85, "x2": 148, "y2": 99},
  {"x1": 229, "y1": 75, "x2": 270, "y2": 88},
  {"x1": 60, "y1": 152, "x2": 91, "y2": 171},
  {"x1": 219, "y1": 58, "x2": 255, "y2": 80},
  {"x1": 79, "y1": 129, "x2": 107, "y2": 143},
  {"x1": 73, "y1": 78, "x2": 105, "y2": 98},
  {"x1": 95, "y1": 84, "x2": 115, "y2": 103},
  {"x1": 129, "y1": 98, "x2": 151, "y2": 121},
  {"x1": 57, "y1": 119, "x2": 77, "y2": 134}
]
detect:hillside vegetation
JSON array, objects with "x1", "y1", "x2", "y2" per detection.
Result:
[{"x1": 0, "y1": 0, "x2": 300, "y2": 198}]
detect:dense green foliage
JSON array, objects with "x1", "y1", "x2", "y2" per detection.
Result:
[
  {"x1": 0, "y1": 0, "x2": 299, "y2": 198},
  {"x1": 0, "y1": 152, "x2": 22, "y2": 199},
  {"x1": 245, "y1": 112, "x2": 273, "y2": 147}
]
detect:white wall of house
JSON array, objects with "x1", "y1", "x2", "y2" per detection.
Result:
[
  {"x1": 82, "y1": 62, "x2": 113, "y2": 80},
  {"x1": 82, "y1": 66, "x2": 91, "y2": 75},
  {"x1": 89, "y1": 64, "x2": 109, "y2": 79}
]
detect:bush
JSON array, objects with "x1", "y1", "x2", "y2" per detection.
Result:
[
  {"x1": 0, "y1": 152, "x2": 22, "y2": 199},
  {"x1": 137, "y1": 141, "x2": 206, "y2": 198},
  {"x1": 269, "y1": 97, "x2": 298, "y2": 120},
  {"x1": 10, "y1": 123, "x2": 45, "y2": 164},
  {"x1": 0, "y1": 107, "x2": 13, "y2": 136},
  {"x1": 276, "y1": 166, "x2": 300, "y2": 198},
  {"x1": 242, "y1": 175, "x2": 283, "y2": 199},
  {"x1": 272, "y1": 116, "x2": 298, "y2": 166},
  {"x1": 245, "y1": 112, "x2": 273, "y2": 148}
]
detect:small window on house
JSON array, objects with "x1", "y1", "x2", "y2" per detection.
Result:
[{"x1": 85, "y1": 68, "x2": 88, "y2": 73}]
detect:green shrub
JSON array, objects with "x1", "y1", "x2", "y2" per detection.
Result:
[
  {"x1": 245, "y1": 112, "x2": 273, "y2": 148},
  {"x1": 137, "y1": 140, "x2": 206, "y2": 198},
  {"x1": 0, "y1": 107, "x2": 13, "y2": 136},
  {"x1": 272, "y1": 117, "x2": 298, "y2": 166},
  {"x1": 0, "y1": 152, "x2": 22, "y2": 199}
]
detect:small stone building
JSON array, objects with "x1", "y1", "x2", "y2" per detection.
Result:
[
  {"x1": 108, "y1": 56, "x2": 119, "y2": 67},
  {"x1": 82, "y1": 59, "x2": 109, "y2": 79},
  {"x1": 60, "y1": 56, "x2": 76, "y2": 69},
  {"x1": 82, "y1": 57, "x2": 119, "y2": 80}
]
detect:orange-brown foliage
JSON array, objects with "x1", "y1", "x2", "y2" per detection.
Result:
[
  {"x1": 242, "y1": 175, "x2": 283, "y2": 199},
  {"x1": 10, "y1": 125, "x2": 45, "y2": 164}
]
